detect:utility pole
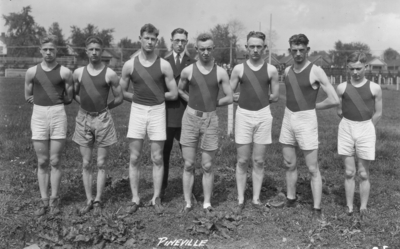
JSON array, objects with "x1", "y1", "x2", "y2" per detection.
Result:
[{"x1": 269, "y1": 14, "x2": 272, "y2": 64}]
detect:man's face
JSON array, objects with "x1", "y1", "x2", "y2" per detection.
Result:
[
  {"x1": 196, "y1": 39, "x2": 214, "y2": 63},
  {"x1": 289, "y1": 44, "x2": 309, "y2": 64},
  {"x1": 40, "y1": 42, "x2": 57, "y2": 62},
  {"x1": 348, "y1": 61, "x2": 367, "y2": 82},
  {"x1": 171, "y1": 33, "x2": 187, "y2": 54},
  {"x1": 86, "y1": 42, "x2": 103, "y2": 63},
  {"x1": 246, "y1": 37, "x2": 266, "y2": 61},
  {"x1": 140, "y1": 32, "x2": 158, "y2": 52}
]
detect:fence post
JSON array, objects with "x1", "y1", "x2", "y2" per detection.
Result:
[
  {"x1": 397, "y1": 77, "x2": 399, "y2": 91},
  {"x1": 227, "y1": 104, "x2": 233, "y2": 136},
  {"x1": 340, "y1": 75, "x2": 342, "y2": 83},
  {"x1": 378, "y1": 75, "x2": 381, "y2": 85}
]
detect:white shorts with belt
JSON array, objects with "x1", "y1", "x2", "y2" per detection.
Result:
[
  {"x1": 338, "y1": 117, "x2": 376, "y2": 160},
  {"x1": 279, "y1": 107, "x2": 318, "y2": 150},
  {"x1": 31, "y1": 104, "x2": 67, "y2": 140},
  {"x1": 235, "y1": 105, "x2": 273, "y2": 144},
  {"x1": 127, "y1": 102, "x2": 166, "y2": 141}
]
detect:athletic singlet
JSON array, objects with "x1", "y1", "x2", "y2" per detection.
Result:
[
  {"x1": 285, "y1": 63, "x2": 319, "y2": 112},
  {"x1": 238, "y1": 62, "x2": 270, "y2": 111},
  {"x1": 188, "y1": 63, "x2": 219, "y2": 112},
  {"x1": 33, "y1": 64, "x2": 65, "y2": 106},
  {"x1": 80, "y1": 66, "x2": 109, "y2": 112},
  {"x1": 342, "y1": 81, "x2": 374, "y2": 121},
  {"x1": 130, "y1": 56, "x2": 166, "y2": 106}
]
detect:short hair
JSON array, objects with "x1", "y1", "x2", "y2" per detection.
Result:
[
  {"x1": 85, "y1": 36, "x2": 103, "y2": 47},
  {"x1": 347, "y1": 51, "x2": 367, "y2": 64},
  {"x1": 40, "y1": 35, "x2": 58, "y2": 46},
  {"x1": 140, "y1": 23, "x2": 159, "y2": 37},
  {"x1": 289, "y1": 34, "x2": 309, "y2": 46},
  {"x1": 171, "y1": 28, "x2": 188, "y2": 38},
  {"x1": 196, "y1": 33, "x2": 213, "y2": 43},
  {"x1": 246, "y1": 31, "x2": 266, "y2": 42}
]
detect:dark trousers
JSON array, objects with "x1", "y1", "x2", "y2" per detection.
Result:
[{"x1": 162, "y1": 127, "x2": 182, "y2": 190}]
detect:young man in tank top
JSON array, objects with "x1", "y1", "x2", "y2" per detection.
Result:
[
  {"x1": 72, "y1": 36, "x2": 123, "y2": 215},
  {"x1": 25, "y1": 35, "x2": 73, "y2": 216},
  {"x1": 230, "y1": 31, "x2": 280, "y2": 214},
  {"x1": 178, "y1": 33, "x2": 233, "y2": 213},
  {"x1": 336, "y1": 52, "x2": 382, "y2": 219},
  {"x1": 120, "y1": 24, "x2": 178, "y2": 214},
  {"x1": 278, "y1": 34, "x2": 339, "y2": 221}
]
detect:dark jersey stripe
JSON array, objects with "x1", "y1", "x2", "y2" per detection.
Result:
[
  {"x1": 80, "y1": 66, "x2": 109, "y2": 112},
  {"x1": 342, "y1": 81, "x2": 374, "y2": 121},
  {"x1": 33, "y1": 64, "x2": 65, "y2": 106}
]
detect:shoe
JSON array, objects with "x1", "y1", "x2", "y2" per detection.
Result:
[
  {"x1": 234, "y1": 202, "x2": 245, "y2": 215},
  {"x1": 152, "y1": 197, "x2": 164, "y2": 214},
  {"x1": 269, "y1": 193, "x2": 286, "y2": 208},
  {"x1": 182, "y1": 203, "x2": 193, "y2": 214},
  {"x1": 311, "y1": 208, "x2": 324, "y2": 223},
  {"x1": 360, "y1": 208, "x2": 369, "y2": 221},
  {"x1": 345, "y1": 206, "x2": 354, "y2": 216},
  {"x1": 34, "y1": 198, "x2": 49, "y2": 217},
  {"x1": 80, "y1": 200, "x2": 94, "y2": 215},
  {"x1": 49, "y1": 196, "x2": 61, "y2": 215},
  {"x1": 203, "y1": 206, "x2": 214, "y2": 215},
  {"x1": 126, "y1": 201, "x2": 140, "y2": 214},
  {"x1": 252, "y1": 201, "x2": 269, "y2": 212},
  {"x1": 93, "y1": 201, "x2": 102, "y2": 215},
  {"x1": 286, "y1": 196, "x2": 298, "y2": 208}
]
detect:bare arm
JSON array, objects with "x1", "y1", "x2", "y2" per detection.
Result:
[
  {"x1": 217, "y1": 67, "x2": 233, "y2": 107},
  {"x1": 336, "y1": 83, "x2": 345, "y2": 118},
  {"x1": 229, "y1": 65, "x2": 241, "y2": 103},
  {"x1": 24, "y1": 67, "x2": 36, "y2": 104},
  {"x1": 161, "y1": 59, "x2": 178, "y2": 101},
  {"x1": 106, "y1": 69, "x2": 123, "y2": 109},
  {"x1": 269, "y1": 65, "x2": 280, "y2": 103},
  {"x1": 314, "y1": 66, "x2": 340, "y2": 110},
  {"x1": 72, "y1": 68, "x2": 81, "y2": 104},
  {"x1": 61, "y1": 67, "x2": 73, "y2": 105},
  {"x1": 119, "y1": 61, "x2": 134, "y2": 102},
  {"x1": 178, "y1": 66, "x2": 191, "y2": 103},
  {"x1": 371, "y1": 84, "x2": 383, "y2": 126}
]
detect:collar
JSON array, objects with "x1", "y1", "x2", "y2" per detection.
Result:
[{"x1": 173, "y1": 50, "x2": 184, "y2": 60}]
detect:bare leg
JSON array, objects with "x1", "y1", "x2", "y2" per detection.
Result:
[
  {"x1": 33, "y1": 140, "x2": 50, "y2": 199},
  {"x1": 182, "y1": 146, "x2": 196, "y2": 207},
  {"x1": 150, "y1": 140, "x2": 165, "y2": 204},
  {"x1": 49, "y1": 139, "x2": 65, "y2": 198},
  {"x1": 304, "y1": 149, "x2": 322, "y2": 209},
  {"x1": 95, "y1": 147, "x2": 109, "y2": 202},
  {"x1": 236, "y1": 144, "x2": 251, "y2": 204},
  {"x1": 343, "y1": 156, "x2": 356, "y2": 212},
  {"x1": 252, "y1": 143, "x2": 267, "y2": 203},
  {"x1": 283, "y1": 145, "x2": 297, "y2": 200},
  {"x1": 201, "y1": 150, "x2": 216, "y2": 207},
  {"x1": 358, "y1": 158, "x2": 371, "y2": 210},
  {"x1": 128, "y1": 139, "x2": 143, "y2": 204},
  {"x1": 80, "y1": 146, "x2": 94, "y2": 204}
]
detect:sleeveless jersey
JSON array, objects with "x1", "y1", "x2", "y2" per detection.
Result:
[
  {"x1": 285, "y1": 63, "x2": 319, "y2": 112},
  {"x1": 130, "y1": 56, "x2": 166, "y2": 106},
  {"x1": 33, "y1": 64, "x2": 65, "y2": 106},
  {"x1": 342, "y1": 81, "x2": 374, "y2": 121},
  {"x1": 80, "y1": 66, "x2": 110, "y2": 112},
  {"x1": 238, "y1": 62, "x2": 270, "y2": 111},
  {"x1": 188, "y1": 63, "x2": 219, "y2": 112}
]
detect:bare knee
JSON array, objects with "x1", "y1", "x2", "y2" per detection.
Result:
[
  {"x1": 82, "y1": 159, "x2": 92, "y2": 171},
  {"x1": 37, "y1": 157, "x2": 49, "y2": 170},
  {"x1": 129, "y1": 153, "x2": 140, "y2": 167},
  {"x1": 184, "y1": 160, "x2": 195, "y2": 173},
  {"x1": 237, "y1": 157, "x2": 249, "y2": 171},
  {"x1": 253, "y1": 157, "x2": 265, "y2": 170},
  {"x1": 202, "y1": 161, "x2": 213, "y2": 174},
  {"x1": 49, "y1": 155, "x2": 61, "y2": 169},
  {"x1": 307, "y1": 163, "x2": 320, "y2": 177},
  {"x1": 97, "y1": 158, "x2": 107, "y2": 171},
  {"x1": 152, "y1": 154, "x2": 163, "y2": 168},
  {"x1": 345, "y1": 169, "x2": 356, "y2": 179},
  {"x1": 358, "y1": 170, "x2": 369, "y2": 181},
  {"x1": 284, "y1": 158, "x2": 296, "y2": 171}
]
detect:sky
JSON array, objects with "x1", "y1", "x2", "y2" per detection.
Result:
[{"x1": 1, "y1": 0, "x2": 400, "y2": 56}]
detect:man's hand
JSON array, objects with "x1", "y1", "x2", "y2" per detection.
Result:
[
  {"x1": 26, "y1": 96, "x2": 34, "y2": 104},
  {"x1": 233, "y1": 92, "x2": 240, "y2": 102}
]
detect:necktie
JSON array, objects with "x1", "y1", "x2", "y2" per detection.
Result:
[{"x1": 176, "y1": 53, "x2": 181, "y2": 69}]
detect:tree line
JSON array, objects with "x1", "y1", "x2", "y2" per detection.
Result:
[{"x1": 2, "y1": 6, "x2": 400, "y2": 66}]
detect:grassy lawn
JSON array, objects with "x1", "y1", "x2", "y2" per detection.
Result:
[{"x1": 0, "y1": 77, "x2": 399, "y2": 249}]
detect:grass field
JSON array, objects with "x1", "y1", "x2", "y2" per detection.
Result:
[{"x1": 0, "y1": 77, "x2": 399, "y2": 249}]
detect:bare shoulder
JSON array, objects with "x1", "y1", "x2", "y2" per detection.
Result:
[
  {"x1": 216, "y1": 65, "x2": 229, "y2": 82},
  {"x1": 60, "y1": 65, "x2": 72, "y2": 78},
  {"x1": 336, "y1": 81, "x2": 347, "y2": 94},
  {"x1": 181, "y1": 64, "x2": 193, "y2": 77},
  {"x1": 73, "y1": 66, "x2": 84, "y2": 79},
  {"x1": 123, "y1": 58, "x2": 134, "y2": 69},
  {"x1": 284, "y1": 66, "x2": 291, "y2": 75},
  {"x1": 26, "y1": 65, "x2": 37, "y2": 76},
  {"x1": 369, "y1": 81, "x2": 382, "y2": 95},
  {"x1": 160, "y1": 58, "x2": 173, "y2": 70},
  {"x1": 267, "y1": 63, "x2": 278, "y2": 74}
]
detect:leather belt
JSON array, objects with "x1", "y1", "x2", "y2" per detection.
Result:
[
  {"x1": 79, "y1": 107, "x2": 108, "y2": 116},
  {"x1": 186, "y1": 106, "x2": 214, "y2": 118}
]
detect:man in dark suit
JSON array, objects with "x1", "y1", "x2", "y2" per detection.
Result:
[{"x1": 162, "y1": 28, "x2": 195, "y2": 199}]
